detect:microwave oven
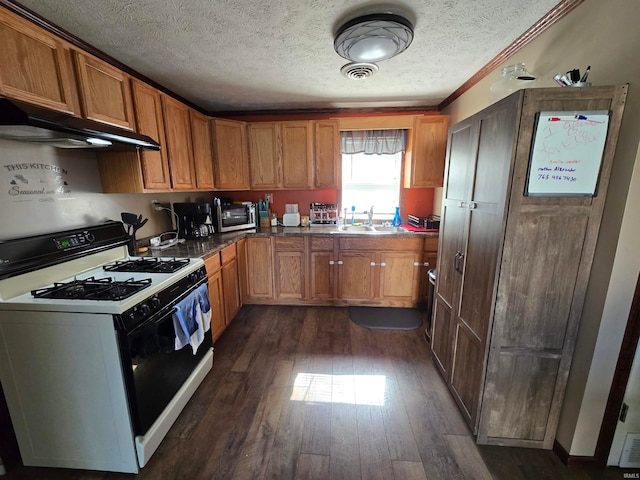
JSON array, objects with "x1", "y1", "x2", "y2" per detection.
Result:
[{"x1": 213, "y1": 203, "x2": 256, "y2": 233}]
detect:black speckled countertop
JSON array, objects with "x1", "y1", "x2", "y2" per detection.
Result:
[{"x1": 143, "y1": 226, "x2": 438, "y2": 259}]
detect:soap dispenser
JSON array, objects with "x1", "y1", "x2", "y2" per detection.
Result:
[{"x1": 392, "y1": 206, "x2": 402, "y2": 227}]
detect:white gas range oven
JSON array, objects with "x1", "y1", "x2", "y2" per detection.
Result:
[{"x1": 0, "y1": 221, "x2": 213, "y2": 473}]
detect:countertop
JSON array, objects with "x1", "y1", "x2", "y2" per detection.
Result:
[{"x1": 142, "y1": 225, "x2": 439, "y2": 259}]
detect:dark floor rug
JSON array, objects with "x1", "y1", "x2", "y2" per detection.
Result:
[{"x1": 349, "y1": 306, "x2": 423, "y2": 330}]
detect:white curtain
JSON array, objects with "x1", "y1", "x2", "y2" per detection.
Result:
[{"x1": 340, "y1": 129, "x2": 407, "y2": 155}]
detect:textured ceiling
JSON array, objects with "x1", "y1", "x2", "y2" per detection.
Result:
[{"x1": 16, "y1": 0, "x2": 562, "y2": 112}]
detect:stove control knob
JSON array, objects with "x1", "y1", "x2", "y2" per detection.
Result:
[
  {"x1": 139, "y1": 303, "x2": 151, "y2": 317},
  {"x1": 84, "y1": 232, "x2": 95, "y2": 243},
  {"x1": 149, "y1": 296, "x2": 161, "y2": 310}
]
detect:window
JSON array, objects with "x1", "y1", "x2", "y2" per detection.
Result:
[
  {"x1": 340, "y1": 129, "x2": 407, "y2": 217},
  {"x1": 341, "y1": 151, "x2": 402, "y2": 215}
]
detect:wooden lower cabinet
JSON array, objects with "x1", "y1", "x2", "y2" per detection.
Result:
[
  {"x1": 204, "y1": 253, "x2": 226, "y2": 342},
  {"x1": 338, "y1": 252, "x2": 376, "y2": 301},
  {"x1": 243, "y1": 234, "x2": 433, "y2": 307},
  {"x1": 379, "y1": 251, "x2": 422, "y2": 302},
  {"x1": 273, "y1": 237, "x2": 305, "y2": 300},
  {"x1": 236, "y1": 238, "x2": 248, "y2": 303},
  {"x1": 309, "y1": 251, "x2": 335, "y2": 300},
  {"x1": 337, "y1": 237, "x2": 423, "y2": 305},
  {"x1": 220, "y1": 244, "x2": 240, "y2": 325},
  {"x1": 246, "y1": 237, "x2": 273, "y2": 300}
]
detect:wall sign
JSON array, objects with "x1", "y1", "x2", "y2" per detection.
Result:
[{"x1": 526, "y1": 110, "x2": 610, "y2": 196}]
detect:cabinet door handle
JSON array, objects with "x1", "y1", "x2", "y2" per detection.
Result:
[
  {"x1": 380, "y1": 262, "x2": 386, "y2": 267},
  {"x1": 458, "y1": 201, "x2": 466, "y2": 208},
  {"x1": 329, "y1": 260, "x2": 335, "y2": 265},
  {"x1": 424, "y1": 262, "x2": 430, "y2": 267},
  {"x1": 337, "y1": 260, "x2": 344, "y2": 265},
  {"x1": 370, "y1": 261, "x2": 376, "y2": 266},
  {"x1": 414, "y1": 262, "x2": 421, "y2": 267},
  {"x1": 456, "y1": 252, "x2": 465, "y2": 273},
  {"x1": 468, "y1": 201, "x2": 477, "y2": 210},
  {"x1": 454, "y1": 251, "x2": 464, "y2": 273}
]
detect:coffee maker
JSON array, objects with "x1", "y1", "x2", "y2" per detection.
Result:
[{"x1": 173, "y1": 203, "x2": 215, "y2": 239}]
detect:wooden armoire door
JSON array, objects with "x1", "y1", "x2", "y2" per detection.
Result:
[
  {"x1": 449, "y1": 95, "x2": 520, "y2": 429},
  {"x1": 432, "y1": 118, "x2": 475, "y2": 376}
]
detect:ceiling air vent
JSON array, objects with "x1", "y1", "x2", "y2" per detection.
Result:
[{"x1": 340, "y1": 62, "x2": 379, "y2": 80}]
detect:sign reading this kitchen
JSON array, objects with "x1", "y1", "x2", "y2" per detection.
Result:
[
  {"x1": 2, "y1": 161, "x2": 72, "y2": 202},
  {"x1": 526, "y1": 110, "x2": 610, "y2": 196}
]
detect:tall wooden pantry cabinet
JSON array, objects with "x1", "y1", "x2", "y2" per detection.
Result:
[{"x1": 431, "y1": 85, "x2": 627, "y2": 449}]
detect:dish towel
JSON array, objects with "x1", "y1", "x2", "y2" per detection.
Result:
[{"x1": 172, "y1": 283, "x2": 212, "y2": 354}]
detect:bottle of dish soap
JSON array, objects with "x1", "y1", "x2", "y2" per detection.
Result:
[{"x1": 392, "y1": 206, "x2": 402, "y2": 227}]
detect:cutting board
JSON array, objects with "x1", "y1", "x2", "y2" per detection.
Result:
[{"x1": 401, "y1": 223, "x2": 439, "y2": 233}]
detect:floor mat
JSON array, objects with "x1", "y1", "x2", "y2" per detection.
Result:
[{"x1": 349, "y1": 306, "x2": 422, "y2": 330}]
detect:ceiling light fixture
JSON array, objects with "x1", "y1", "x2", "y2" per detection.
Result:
[{"x1": 334, "y1": 13, "x2": 414, "y2": 63}]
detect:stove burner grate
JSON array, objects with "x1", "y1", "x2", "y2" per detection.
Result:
[
  {"x1": 103, "y1": 257, "x2": 190, "y2": 274},
  {"x1": 32, "y1": 276, "x2": 152, "y2": 301}
]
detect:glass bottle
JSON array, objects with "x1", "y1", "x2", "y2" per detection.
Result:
[
  {"x1": 489, "y1": 63, "x2": 537, "y2": 104},
  {"x1": 392, "y1": 206, "x2": 401, "y2": 227}
]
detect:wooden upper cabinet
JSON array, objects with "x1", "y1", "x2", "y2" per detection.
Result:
[
  {"x1": 247, "y1": 121, "x2": 313, "y2": 189},
  {"x1": 131, "y1": 79, "x2": 171, "y2": 190},
  {"x1": 281, "y1": 121, "x2": 313, "y2": 189},
  {"x1": 73, "y1": 50, "x2": 135, "y2": 130},
  {"x1": 248, "y1": 122, "x2": 282, "y2": 189},
  {"x1": 0, "y1": 9, "x2": 79, "y2": 114},
  {"x1": 212, "y1": 118, "x2": 250, "y2": 190},
  {"x1": 405, "y1": 116, "x2": 450, "y2": 188},
  {"x1": 313, "y1": 120, "x2": 340, "y2": 189},
  {"x1": 161, "y1": 94, "x2": 196, "y2": 190},
  {"x1": 190, "y1": 110, "x2": 215, "y2": 190}
]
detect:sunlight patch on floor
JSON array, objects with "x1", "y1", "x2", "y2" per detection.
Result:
[{"x1": 290, "y1": 373, "x2": 386, "y2": 406}]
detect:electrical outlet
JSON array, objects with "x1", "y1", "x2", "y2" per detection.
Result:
[
  {"x1": 151, "y1": 200, "x2": 163, "y2": 212},
  {"x1": 265, "y1": 193, "x2": 273, "y2": 203}
]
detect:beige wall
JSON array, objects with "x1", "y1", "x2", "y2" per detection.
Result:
[
  {"x1": 0, "y1": 139, "x2": 207, "y2": 241},
  {"x1": 441, "y1": 0, "x2": 640, "y2": 457}
]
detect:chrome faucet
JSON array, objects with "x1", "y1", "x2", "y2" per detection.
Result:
[{"x1": 367, "y1": 206, "x2": 374, "y2": 225}]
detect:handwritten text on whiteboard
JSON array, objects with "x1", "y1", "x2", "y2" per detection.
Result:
[{"x1": 527, "y1": 111, "x2": 609, "y2": 196}]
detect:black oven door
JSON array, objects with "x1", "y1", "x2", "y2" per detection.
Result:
[{"x1": 117, "y1": 304, "x2": 212, "y2": 435}]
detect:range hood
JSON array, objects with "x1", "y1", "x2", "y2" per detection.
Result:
[{"x1": 0, "y1": 98, "x2": 160, "y2": 150}]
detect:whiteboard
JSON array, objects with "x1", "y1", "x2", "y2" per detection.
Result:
[{"x1": 526, "y1": 110, "x2": 610, "y2": 196}]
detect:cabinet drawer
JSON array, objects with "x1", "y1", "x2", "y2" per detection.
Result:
[
  {"x1": 310, "y1": 237, "x2": 334, "y2": 251},
  {"x1": 220, "y1": 244, "x2": 236, "y2": 265},
  {"x1": 338, "y1": 237, "x2": 422, "y2": 251},
  {"x1": 204, "y1": 252, "x2": 221, "y2": 275},
  {"x1": 424, "y1": 237, "x2": 439, "y2": 252},
  {"x1": 274, "y1": 236, "x2": 304, "y2": 251}
]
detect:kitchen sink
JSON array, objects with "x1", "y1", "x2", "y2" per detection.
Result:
[
  {"x1": 337, "y1": 224, "x2": 375, "y2": 232},
  {"x1": 334, "y1": 224, "x2": 407, "y2": 234},
  {"x1": 371, "y1": 225, "x2": 407, "y2": 232}
]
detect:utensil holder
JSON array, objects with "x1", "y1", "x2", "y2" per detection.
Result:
[{"x1": 128, "y1": 235, "x2": 137, "y2": 256}]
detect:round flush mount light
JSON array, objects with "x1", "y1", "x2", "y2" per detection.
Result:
[{"x1": 334, "y1": 13, "x2": 414, "y2": 63}]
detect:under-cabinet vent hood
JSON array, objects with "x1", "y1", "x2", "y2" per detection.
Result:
[{"x1": 0, "y1": 98, "x2": 160, "y2": 150}]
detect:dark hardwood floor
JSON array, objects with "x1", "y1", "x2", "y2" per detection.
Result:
[{"x1": 4, "y1": 305, "x2": 633, "y2": 479}]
